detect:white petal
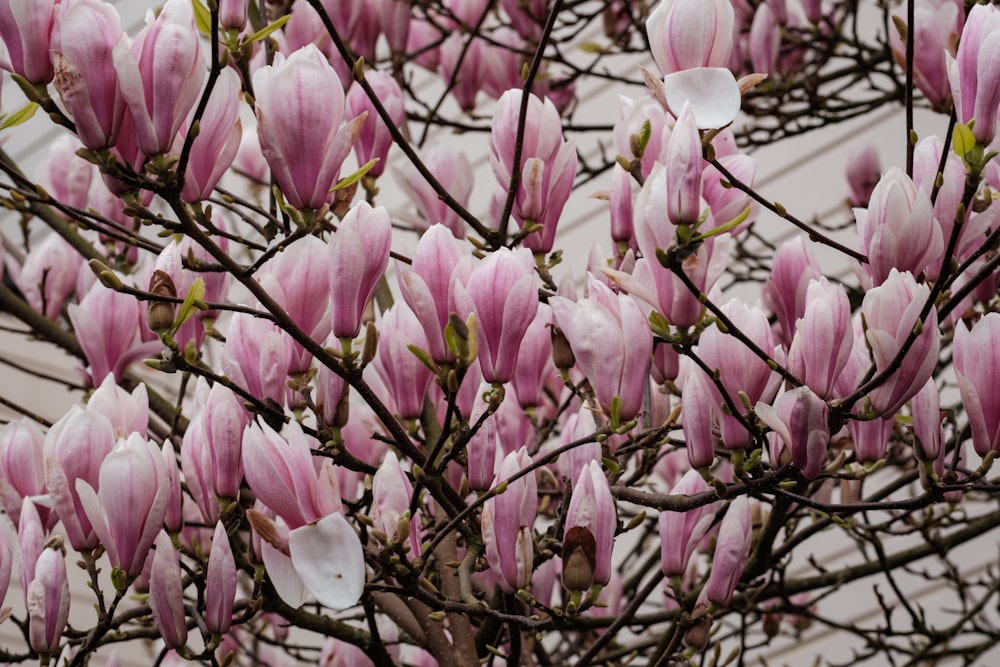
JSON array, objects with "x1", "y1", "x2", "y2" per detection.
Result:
[
  {"x1": 289, "y1": 513, "x2": 365, "y2": 610},
  {"x1": 663, "y1": 68, "x2": 741, "y2": 129},
  {"x1": 262, "y1": 541, "x2": 308, "y2": 609}
]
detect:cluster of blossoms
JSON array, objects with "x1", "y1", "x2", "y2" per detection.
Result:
[{"x1": 0, "y1": 0, "x2": 999, "y2": 665}]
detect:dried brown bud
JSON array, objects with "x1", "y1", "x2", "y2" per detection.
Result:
[
  {"x1": 550, "y1": 324, "x2": 575, "y2": 370},
  {"x1": 246, "y1": 509, "x2": 287, "y2": 555},
  {"x1": 333, "y1": 179, "x2": 359, "y2": 217},
  {"x1": 561, "y1": 525, "x2": 597, "y2": 592},
  {"x1": 684, "y1": 611, "x2": 713, "y2": 650},
  {"x1": 147, "y1": 270, "x2": 177, "y2": 333}
]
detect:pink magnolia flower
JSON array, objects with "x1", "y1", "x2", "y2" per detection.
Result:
[
  {"x1": 850, "y1": 413, "x2": 895, "y2": 463},
  {"x1": 454, "y1": 247, "x2": 539, "y2": 384},
  {"x1": 372, "y1": 304, "x2": 435, "y2": 420},
  {"x1": 0, "y1": 0, "x2": 56, "y2": 82},
  {"x1": 258, "y1": 234, "x2": 332, "y2": 373},
  {"x1": 681, "y1": 365, "x2": 719, "y2": 469},
  {"x1": 113, "y1": 0, "x2": 206, "y2": 156},
  {"x1": 86, "y1": 372, "x2": 149, "y2": 439},
  {"x1": 205, "y1": 522, "x2": 237, "y2": 634},
  {"x1": 763, "y1": 237, "x2": 823, "y2": 344},
  {"x1": 76, "y1": 433, "x2": 169, "y2": 576},
  {"x1": 912, "y1": 136, "x2": 967, "y2": 280},
  {"x1": 948, "y1": 3, "x2": 1000, "y2": 144},
  {"x1": 659, "y1": 469, "x2": 719, "y2": 576},
  {"x1": 219, "y1": 0, "x2": 249, "y2": 31},
  {"x1": 314, "y1": 347, "x2": 349, "y2": 430},
  {"x1": 149, "y1": 240, "x2": 206, "y2": 349},
  {"x1": 330, "y1": 202, "x2": 392, "y2": 339},
  {"x1": 499, "y1": 0, "x2": 548, "y2": 40},
  {"x1": 663, "y1": 102, "x2": 703, "y2": 226},
  {"x1": 702, "y1": 495, "x2": 752, "y2": 607},
  {"x1": 482, "y1": 448, "x2": 537, "y2": 592},
  {"x1": 550, "y1": 277, "x2": 653, "y2": 421},
  {"x1": 562, "y1": 461, "x2": 616, "y2": 590},
  {"x1": 749, "y1": 4, "x2": 779, "y2": 74},
  {"x1": 466, "y1": 382, "x2": 501, "y2": 492},
  {"x1": 183, "y1": 381, "x2": 248, "y2": 505},
  {"x1": 17, "y1": 232, "x2": 84, "y2": 321},
  {"x1": 345, "y1": 71, "x2": 404, "y2": 178},
  {"x1": 18, "y1": 498, "x2": 45, "y2": 606},
  {"x1": 371, "y1": 452, "x2": 421, "y2": 556},
  {"x1": 613, "y1": 94, "x2": 671, "y2": 180},
  {"x1": 149, "y1": 531, "x2": 187, "y2": 649},
  {"x1": 68, "y1": 280, "x2": 156, "y2": 385},
  {"x1": 954, "y1": 313, "x2": 1000, "y2": 456},
  {"x1": 161, "y1": 441, "x2": 183, "y2": 533},
  {"x1": 757, "y1": 387, "x2": 830, "y2": 480},
  {"x1": 889, "y1": 0, "x2": 965, "y2": 108},
  {"x1": 439, "y1": 32, "x2": 489, "y2": 112},
  {"x1": 376, "y1": 0, "x2": 411, "y2": 55},
  {"x1": 250, "y1": 473, "x2": 365, "y2": 612},
  {"x1": 405, "y1": 18, "x2": 443, "y2": 71},
  {"x1": 646, "y1": 0, "x2": 735, "y2": 75},
  {"x1": 44, "y1": 406, "x2": 116, "y2": 551},
  {"x1": 393, "y1": 147, "x2": 473, "y2": 237},
  {"x1": 511, "y1": 304, "x2": 554, "y2": 409},
  {"x1": 223, "y1": 311, "x2": 292, "y2": 407},
  {"x1": 786, "y1": 278, "x2": 854, "y2": 399},
  {"x1": 397, "y1": 224, "x2": 471, "y2": 363},
  {"x1": 702, "y1": 153, "x2": 756, "y2": 233},
  {"x1": 845, "y1": 143, "x2": 881, "y2": 208},
  {"x1": 861, "y1": 269, "x2": 940, "y2": 417},
  {"x1": 36, "y1": 135, "x2": 94, "y2": 211},
  {"x1": 696, "y1": 299, "x2": 781, "y2": 448},
  {"x1": 253, "y1": 44, "x2": 364, "y2": 210},
  {"x1": 0, "y1": 514, "x2": 13, "y2": 609},
  {"x1": 855, "y1": 167, "x2": 943, "y2": 287},
  {"x1": 609, "y1": 164, "x2": 637, "y2": 253},
  {"x1": 0, "y1": 418, "x2": 46, "y2": 524},
  {"x1": 181, "y1": 67, "x2": 242, "y2": 203},
  {"x1": 605, "y1": 235, "x2": 732, "y2": 330},
  {"x1": 556, "y1": 408, "x2": 601, "y2": 489},
  {"x1": 490, "y1": 89, "x2": 577, "y2": 253},
  {"x1": 27, "y1": 544, "x2": 70, "y2": 656},
  {"x1": 241, "y1": 421, "x2": 341, "y2": 530},
  {"x1": 909, "y1": 378, "x2": 942, "y2": 462}
]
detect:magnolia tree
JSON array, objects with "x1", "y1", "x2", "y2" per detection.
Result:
[{"x1": 0, "y1": 0, "x2": 999, "y2": 664}]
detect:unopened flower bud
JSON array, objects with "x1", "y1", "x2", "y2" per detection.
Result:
[
  {"x1": 147, "y1": 270, "x2": 177, "y2": 334},
  {"x1": 550, "y1": 325, "x2": 575, "y2": 370},
  {"x1": 685, "y1": 610, "x2": 713, "y2": 650},
  {"x1": 561, "y1": 525, "x2": 597, "y2": 592}
]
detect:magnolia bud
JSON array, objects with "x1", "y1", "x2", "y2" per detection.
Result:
[
  {"x1": 147, "y1": 270, "x2": 177, "y2": 334},
  {"x1": 550, "y1": 325, "x2": 576, "y2": 370},
  {"x1": 685, "y1": 611, "x2": 713, "y2": 650},
  {"x1": 561, "y1": 525, "x2": 597, "y2": 592}
]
